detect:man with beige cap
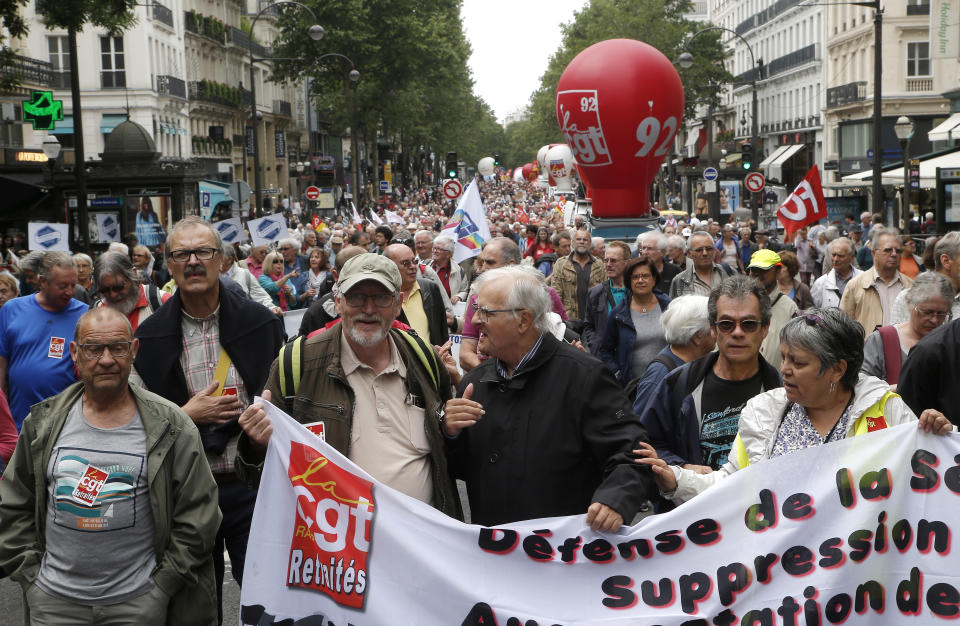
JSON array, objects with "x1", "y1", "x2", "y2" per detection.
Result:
[{"x1": 236, "y1": 253, "x2": 461, "y2": 519}]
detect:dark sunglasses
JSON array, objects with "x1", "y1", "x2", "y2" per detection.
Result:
[{"x1": 714, "y1": 319, "x2": 762, "y2": 334}]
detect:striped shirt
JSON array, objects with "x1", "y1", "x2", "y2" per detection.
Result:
[{"x1": 495, "y1": 333, "x2": 545, "y2": 381}]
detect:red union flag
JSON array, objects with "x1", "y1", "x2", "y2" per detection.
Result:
[
  {"x1": 285, "y1": 441, "x2": 375, "y2": 609},
  {"x1": 777, "y1": 165, "x2": 827, "y2": 236},
  {"x1": 556, "y1": 90, "x2": 612, "y2": 166}
]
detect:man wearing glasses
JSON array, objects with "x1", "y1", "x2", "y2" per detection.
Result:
[
  {"x1": 93, "y1": 251, "x2": 170, "y2": 332},
  {"x1": 133, "y1": 216, "x2": 284, "y2": 623},
  {"x1": 638, "y1": 275, "x2": 780, "y2": 499},
  {"x1": 236, "y1": 254, "x2": 460, "y2": 519},
  {"x1": 840, "y1": 227, "x2": 913, "y2": 334},
  {"x1": 0, "y1": 307, "x2": 221, "y2": 625},
  {"x1": 442, "y1": 265, "x2": 656, "y2": 530},
  {"x1": 383, "y1": 243, "x2": 449, "y2": 347},
  {"x1": 669, "y1": 231, "x2": 732, "y2": 299}
]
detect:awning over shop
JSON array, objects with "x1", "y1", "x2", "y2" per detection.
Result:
[
  {"x1": 841, "y1": 148, "x2": 960, "y2": 187},
  {"x1": 929, "y1": 113, "x2": 960, "y2": 143},
  {"x1": 723, "y1": 152, "x2": 742, "y2": 166},
  {"x1": 199, "y1": 179, "x2": 232, "y2": 220},
  {"x1": 100, "y1": 114, "x2": 128, "y2": 135},
  {"x1": 49, "y1": 115, "x2": 73, "y2": 135},
  {"x1": 758, "y1": 145, "x2": 790, "y2": 171},
  {"x1": 768, "y1": 144, "x2": 805, "y2": 182}
]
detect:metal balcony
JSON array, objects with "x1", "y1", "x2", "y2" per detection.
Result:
[
  {"x1": 156, "y1": 74, "x2": 186, "y2": 99},
  {"x1": 0, "y1": 54, "x2": 53, "y2": 87},
  {"x1": 152, "y1": 2, "x2": 174, "y2": 27},
  {"x1": 273, "y1": 100, "x2": 292, "y2": 117},
  {"x1": 826, "y1": 81, "x2": 867, "y2": 108}
]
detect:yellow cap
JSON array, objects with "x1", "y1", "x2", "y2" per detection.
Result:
[{"x1": 748, "y1": 249, "x2": 782, "y2": 270}]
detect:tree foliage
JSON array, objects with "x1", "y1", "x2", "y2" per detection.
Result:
[
  {"x1": 504, "y1": 0, "x2": 732, "y2": 168},
  {"x1": 270, "y1": 0, "x2": 502, "y2": 174}
]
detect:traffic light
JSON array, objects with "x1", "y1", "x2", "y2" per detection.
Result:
[
  {"x1": 741, "y1": 143, "x2": 754, "y2": 171},
  {"x1": 494, "y1": 153, "x2": 501, "y2": 167},
  {"x1": 446, "y1": 151, "x2": 458, "y2": 178}
]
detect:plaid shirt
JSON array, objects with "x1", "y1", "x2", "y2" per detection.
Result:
[{"x1": 180, "y1": 307, "x2": 249, "y2": 473}]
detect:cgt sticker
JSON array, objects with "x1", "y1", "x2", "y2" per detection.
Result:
[
  {"x1": 72, "y1": 464, "x2": 108, "y2": 506},
  {"x1": 286, "y1": 442, "x2": 374, "y2": 609}
]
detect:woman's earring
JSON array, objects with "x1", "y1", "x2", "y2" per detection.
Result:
[{"x1": 829, "y1": 381, "x2": 836, "y2": 393}]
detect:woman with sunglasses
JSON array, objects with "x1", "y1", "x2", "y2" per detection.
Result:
[
  {"x1": 861, "y1": 272, "x2": 953, "y2": 388},
  {"x1": 635, "y1": 306, "x2": 953, "y2": 504},
  {"x1": 257, "y1": 251, "x2": 298, "y2": 311},
  {"x1": 598, "y1": 257, "x2": 670, "y2": 388}
]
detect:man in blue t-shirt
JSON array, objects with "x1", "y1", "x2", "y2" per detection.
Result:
[{"x1": 0, "y1": 251, "x2": 87, "y2": 429}]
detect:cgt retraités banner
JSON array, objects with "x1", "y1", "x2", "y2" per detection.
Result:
[{"x1": 240, "y1": 400, "x2": 960, "y2": 626}]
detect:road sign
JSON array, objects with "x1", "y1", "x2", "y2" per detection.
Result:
[
  {"x1": 305, "y1": 186, "x2": 321, "y2": 201},
  {"x1": 703, "y1": 167, "x2": 719, "y2": 181},
  {"x1": 443, "y1": 179, "x2": 463, "y2": 200},
  {"x1": 744, "y1": 172, "x2": 766, "y2": 193},
  {"x1": 380, "y1": 180, "x2": 391, "y2": 193},
  {"x1": 228, "y1": 181, "x2": 252, "y2": 204}
]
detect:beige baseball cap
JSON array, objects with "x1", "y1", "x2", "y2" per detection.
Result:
[{"x1": 337, "y1": 253, "x2": 402, "y2": 293}]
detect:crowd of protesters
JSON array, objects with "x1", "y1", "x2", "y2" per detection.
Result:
[{"x1": 0, "y1": 175, "x2": 957, "y2": 625}]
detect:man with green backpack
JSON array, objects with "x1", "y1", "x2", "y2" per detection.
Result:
[{"x1": 235, "y1": 253, "x2": 461, "y2": 519}]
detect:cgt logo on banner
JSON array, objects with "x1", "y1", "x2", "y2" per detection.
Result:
[
  {"x1": 241, "y1": 401, "x2": 960, "y2": 626},
  {"x1": 285, "y1": 441, "x2": 374, "y2": 609}
]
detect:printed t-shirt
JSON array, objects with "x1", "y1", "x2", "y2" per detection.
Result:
[{"x1": 698, "y1": 368, "x2": 764, "y2": 469}]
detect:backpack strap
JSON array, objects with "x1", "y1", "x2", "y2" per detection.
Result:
[
  {"x1": 147, "y1": 284, "x2": 162, "y2": 313},
  {"x1": 391, "y1": 327, "x2": 441, "y2": 391},
  {"x1": 651, "y1": 352, "x2": 676, "y2": 372},
  {"x1": 277, "y1": 335, "x2": 304, "y2": 415},
  {"x1": 877, "y1": 325, "x2": 902, "y2": 385}
]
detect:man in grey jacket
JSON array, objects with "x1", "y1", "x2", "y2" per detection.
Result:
[{"x1": 0, "y1": 307, "x2": 221, "y2": 625}]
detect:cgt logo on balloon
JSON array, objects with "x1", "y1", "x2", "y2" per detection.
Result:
[
  {"x1": 556, "y1": 90, "x2": 611, "y2": 166},
  {"x1": 285, "y1": 441, "x2": 375, "y2": 609}
]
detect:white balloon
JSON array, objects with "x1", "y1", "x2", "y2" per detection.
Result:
[
  {"x1": 536, "y1": 145, "x2": 552, "y2": 182},
  {"x1": 545, "y1": 144, "x2": 574, "y2": 192},
  {"x1": 477, "y1": 157, "x2": 495, "y2": 177},
  {"x1": 512, "y1": 167, "x2": 524, "y2": 182}
]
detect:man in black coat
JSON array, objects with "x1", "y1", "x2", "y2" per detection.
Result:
[
  {"x1": 442, "y1": 265, "x2": 656, "y2": 530},
  {"x1": 134, "y1": 217, "x2": 284, "y2": 624},
  {"x1": 898, "y1": 318, "x2": 960, "y2": 425}
]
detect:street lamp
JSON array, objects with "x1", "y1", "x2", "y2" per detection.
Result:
[
  {"x1": 894, "y1": 115, "x2": 914, "y2": 230},
  {"x1": 679, "y1": 27, "x2": 761, "y2": 222},
  {"x1": 42, "y1": 134, "x2": 61, "y2": 206},
  {"x1": 313, "y1": 52, "x2": 360, "y2": 210},
  {"x1": 247, "y1": 0, "x2": 324, "y2": 217}
]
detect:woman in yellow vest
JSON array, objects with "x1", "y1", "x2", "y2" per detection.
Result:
[{"x1": 635, "y1": 307, "x2": 952, "y2": 505}]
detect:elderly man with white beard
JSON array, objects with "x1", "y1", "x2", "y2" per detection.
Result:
[
  {"x1": 94, "y1": 251, "x2": 170, "y2": 332},
  {"x1": 236, "y1": 253, "x2": 461, "y2": 519}
]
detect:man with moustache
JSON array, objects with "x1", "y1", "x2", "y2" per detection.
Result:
[
  {"x1": 236, "y1": 254, "x2": 460, "y2": 518},
  {"x1": 134, "y1": 216, "x2": 284, "y2": 623},
  {"x1": 93, "y1": 251, "x2": 170, "y2": 332}
]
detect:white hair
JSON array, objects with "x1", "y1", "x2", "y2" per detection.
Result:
[
  {"x1": 278, "y1": 236, "x2": 300, "y2": 250},
  {"x1": 433, "y1": 235, "x2": 456, "y2": 253},
  {"x1": 639, "y1": 231, "x2": 667, "y2": 252},
  {"x1": 107, "y1": 242, "x2": 129, "y2": 256},
  {"x1": 662, "y1": 295, "x2": 711, "y2": 345},
  {"x1": 475, "y1": 265, "x2": 551, "y2": 334}
]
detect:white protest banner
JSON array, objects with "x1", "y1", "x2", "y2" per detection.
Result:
[
  {"x1": 247, "y1": 215, "x2": 286, "y2": 247},
  {"x1": 95, "y1": 214, "x2": 121, "y2": 242},
  {"x1": 241, "y1": 404, "x2": 960, "y2": 625},
  {"x1": 282, "y1": 308, "x2": 305, "y2": 339},
  {"x1": 214, "y1": 217, "x2": 248, "y2": 244},
  {"x1": 28, "y1": 222, "x2": 69, "y2": 251}
]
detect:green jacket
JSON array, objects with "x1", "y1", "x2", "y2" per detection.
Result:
[
  {"x1": 236, "y1": 326, "x2": 462, "y2": 520},
  {"x1": 552, "y1": 253, "x2": 605, "y2": 320},
  {"x1": 0, "y1": 382, "x2": 221, "y2": 626}
]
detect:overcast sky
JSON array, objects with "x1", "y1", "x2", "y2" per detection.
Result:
[{"x1": 462, "y1": 0, "x2": 590, "y2": 124}]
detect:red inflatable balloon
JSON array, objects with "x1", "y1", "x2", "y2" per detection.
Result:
[
  {"x1": 521, "y1": 162, "x2": 539, "y2": 182},
  {"x1": 556, "y1": 39, "x2": 684, "y2": 219}
]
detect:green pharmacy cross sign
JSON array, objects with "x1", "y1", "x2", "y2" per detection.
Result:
[{"x1": 22, "y1": 90, "x2": 64, "y2": 131}]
